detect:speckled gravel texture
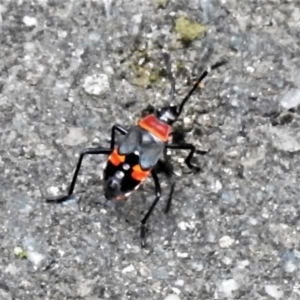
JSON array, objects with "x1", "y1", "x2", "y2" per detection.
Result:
[{"x1": 1, "y1": 0, "x2": 300, "y2": 299}]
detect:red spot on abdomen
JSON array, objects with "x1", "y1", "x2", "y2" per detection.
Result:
[
  {"x1": 131, "y1": 164, "x2": 151, "y2": 182},
  {"x1": 138, "y1": 115, "x2": 171, "y2": 142},
  {"x1": 108, "y1": 148, "x2": 125, "y2": 166}
]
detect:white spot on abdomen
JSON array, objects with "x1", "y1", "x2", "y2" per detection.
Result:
[{"x1": 123, "y1": 163, "x2": 130, "y2": 170}]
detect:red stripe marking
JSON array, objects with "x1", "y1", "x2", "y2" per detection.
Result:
[{"x1": 138, "y1": 115, "x2": 171, "y2": 142}]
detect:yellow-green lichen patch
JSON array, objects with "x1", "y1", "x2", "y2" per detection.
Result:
[
  {"x1": 129, "y1": 49, "x2": 167, "y2": 88},
  {"x1": 14, "y1": 246, "x2": 28, "y2": 259},
  {"x1": 175, "y1": 17, "x2": 207, "y2": 46},
  {"x1": 155, "y1": 0, "x2": 168, "y2": 9}
]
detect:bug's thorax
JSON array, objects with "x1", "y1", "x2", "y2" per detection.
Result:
[{"x1": 138, "y1": 114, "x2": 171, "y2": 142}]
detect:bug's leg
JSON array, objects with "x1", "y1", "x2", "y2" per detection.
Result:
[
  {"x1": 166, "y1": 143, "x2": 201, "y2": 172},
  {"x1": 110, "y1": 124, "x2": 128, "y2": 149},
  {"x1": 162, "y1": 51, "x2": 176, "y2": 103},
  {"x1": 154, "y1": 159, "x2": 175, "y2": 214},
  {"x1": 140, "y1": 170, "x2": 161, "y2": 248},
  {"x1": 46, "y1": 147, "x2": 111, "y2": 203}
]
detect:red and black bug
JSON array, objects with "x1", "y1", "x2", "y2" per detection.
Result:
[{"x1": 46, "y1": 52, "x2": 227, "y2": 247}]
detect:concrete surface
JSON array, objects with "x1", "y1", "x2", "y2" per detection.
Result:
[{"x1": 1, "y1": 0, "x2": 300, "y2": 299}]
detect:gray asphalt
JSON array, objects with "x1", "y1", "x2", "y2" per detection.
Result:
[{"x1": 1, "y1": 0, "x2": 300, "y2": 299}]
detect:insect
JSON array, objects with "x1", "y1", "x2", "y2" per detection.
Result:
[{"x1": 46, "y1": 52, "x2": 227, "y2": 247}]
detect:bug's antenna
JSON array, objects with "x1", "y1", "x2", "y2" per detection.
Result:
[
  {"x1": 162, "y1": 52, "x2": 176, "y2": 105},
  {"x1": 177, "y1": 60, "x2": 228, "y2": 117}
]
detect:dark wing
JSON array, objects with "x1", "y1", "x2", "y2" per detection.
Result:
[
  {"x1": 138, "y1": 130, "x2": 164, "y2": 169},
  {"x1": 118, "y1": 126, "x2": 141, "y2": 155},
  {"x1": 118, "y1": 126, "x2": 165, "y2": 170}
]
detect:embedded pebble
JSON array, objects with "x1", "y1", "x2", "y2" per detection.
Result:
[
  {"x1": 152, "y1": 267, "x2": 169, "y2": 279},
  {"x1": 281, "y1": 249, "x2": 300, "y2": 273},
  {"x1": 218, "y1": 279, "x2": 239, "y2": 298},
  {"x1": 122, "y1": 264, "x2": 135, "y2": 274},
  {"x1": 83, "y1": 74, "x2": 110, "y2": 96},
  {"x1": 264, "y1": 285, "x2": 284, "y2": 299},
  {"x1": 5, "y1": 264, "x2": 19, "y2": 275},
  {"x1": 175, "y1": 279, "x2": 184, "y2": 286},
  {"x1": 164, "y1": 294, "x2": 181, "y2": 300},
  {"x1": 190, "y1": 261, "x2": 204, "y2": 272},
  {"x1": 27, "y1": 251, "x2": 45, "y2": 267},
  {"x1": 139, "y1": 265, "x2": 151, "y2": 277},
  {"x1": 35, "y1": 143, "x2": 52, "y2": 156},
  {"x1": 280, "y1": 89, "x2": 300, "y2": 110},
  {"x1": 211, "y1": 180, "x2": 223, "y2": 193},
  {"x1": 230, "y1": 35, "x2": 245, "y2": 51},
  {"x1": 62, "y1": 127, "x2": 88, "y2": 146},
  {"x1": 219, "y1": 235, "x2": 235, "y2": 248},
  {"x1": 102, "y1": 0, "x2": 113, "y2": 18},
  {"x1": 77, "y1": 280, "x2": 93, "y2": 297},
  {"x1": 222, "y1": 256, "x2": 233, "y2": 265},
  {"x1": 199, "y1": 0, "x2": 214, "y2": 22},
  {"x1": 177, "y1": 252, "x2": 189, "y2": 258},
  {"x1": 47, "y1": 186, "x2": 60, "y2": 197},
  {"x1": 129, "y1": 14, "x2": 143, "y2": 36},
  {"x1": 237, "y1": 260, "x2": 250, "y2": 269},
  {"x1": 264, "y1": 126, "x2": 300, "y2": 152},
  {"x1": 219, "y1": 190, "x2": 237, "y2": 206},
  {"x1": 178, "y1": 221, "x2": 188, "y2": 230},
  {"x1": 22, "y1": 16, "x2": 37, "y2": 27},
  {"x1": 16, "y1": 194, "x2": 33, "y2": 214}
]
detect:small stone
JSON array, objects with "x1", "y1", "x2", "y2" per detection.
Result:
[
  {"x1": 264, "y1": 126, "x2": 300, "y2": 153},
  {"x1": 190, "y1": 261, "x2": 204, "y2": 271},
  {"x1": 206, "y1": 230, "x2": 217, "y2": 243},
  {"x1": 281, "y1": 249, "x2": 300, "y2": 273},
  {"x1": 22, "y1": 16, "x2": 37, "y2": 27},
  {"x1": 139, "y1": 265, "x2": 151, "y2": 277},
  {"x1": 219, "y1": 235, "x2": 235, "y2": 248},
  {"x1": 246, "y1": 66, "x2": 255, "y2": 73},
  {"x1": 178, "y1": 221, "x2": 188, "y2": 231},
  {"x1": 230, "y1": 35, "x2": 245, "y2": 51},
  {"x1": 27, "y1": 251, "x2": 45, "y2": 267},
  {"x1": 83, "y1": 74, "x2": 110, "y2": 96},
  {"x1": 16, "y1": 194, "x2": 33, "y2": 214},
  {"x1": 35, "y1": 143, "x2": 52, "y2": 156},
  {"x1": 211, "y1": 180, "x2": 223, "y2": 193},
  {"x1": 5, "y1": 264, "x2": 19, "y2": 275},
  {"x1": 152, "y1": 267, "x2": 169, "y2": 279},
  {"x1": 177, "y1": 252, "x2": 189, "y2": 258},
  {"x1": 199, "y1": 0, "x2": 214, "y2": 22},
  {"x1": 265, "y1": 285, "x2": 284, "y2": 299},
  {"x1": 62, "y1": 127, "x2": 88, "y2": 146},
  {"x1": 280, "y1": 89, "x2": 300, "y2": 110},
  {"x1": 219, "y1": 190, "x2": 237, "y2": 207},
  {"x1": 175, "y1": 279, "x2": 184, "y2": 286},
  {"x1": 102, "y1": 0, "x2": 113, "y2": 18},
  {"x1": 129, "y1": 14, "x2": 143, "y2": 36},
  {"x1": 77, "y1": 280, "x2": 93, "y2": 297},
  {"x1": 164, "y1": 294, "x2": 181, "y2": 300},
  {"x1": 122, "y1": 264, "x2": 135, "y2": 273},
  {"x1": 237, "y1": 260, "x2": 250, "y2": 269},
  {"x1": 48, "y1": 186, "x2": 60, "y2": 197},
  {"x1": 222, "y1": 257, "x2": 232, "y2": 265},
  {"x1": 219, "y1": 279, "x2": 239, "y2": 298}
]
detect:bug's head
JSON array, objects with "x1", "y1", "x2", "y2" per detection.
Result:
[
  {"x1": 159, "y1": 52, "x2": 227, "y2": 126},
  {"x1": 156, "y1": 104, "x2": 179, "y2": 126}
]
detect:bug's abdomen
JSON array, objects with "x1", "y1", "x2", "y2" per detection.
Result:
[{"x1": 103, "y1": 149, "x2": 151, "y2": 200}]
